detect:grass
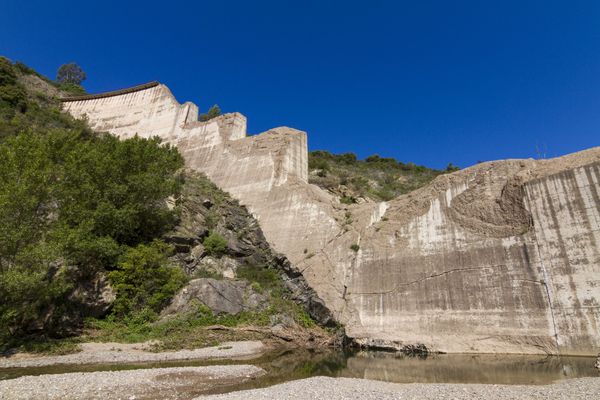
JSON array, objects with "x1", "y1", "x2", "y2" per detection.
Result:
[
  {"x1": 193, "y1": 268, "x2": 224, "y2": 280},
  {"x1": 2, "y1": 337, "x2": 82, "y2": 356},
  {"x1": 77, "y1": 262, "x2": 318, "y2": 351},
  {"x1": 83, "y1": 298, "x2": 314, "y2": 351}
]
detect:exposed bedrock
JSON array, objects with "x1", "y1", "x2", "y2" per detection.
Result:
[{"x1": 62, "y1": 83, "x2": 600, "y2": 355}]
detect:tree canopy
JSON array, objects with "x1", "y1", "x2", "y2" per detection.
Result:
[
  {"x1": 56, "y1": 63, "x2": 86, "y2": 85},
  {"x1": 0, "y1": 59, "x2": 185, "y2": 344}
]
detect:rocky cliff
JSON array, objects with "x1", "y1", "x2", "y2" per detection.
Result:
[{"x1": 62, "y1": 82, "x2": 600, "y2": 355}]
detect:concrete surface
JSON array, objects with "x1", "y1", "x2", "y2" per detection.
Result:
[{"x1": 62, "y1": 83, "x2": 600, "y2": 355}]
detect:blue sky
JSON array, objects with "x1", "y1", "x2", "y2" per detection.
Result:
[{"x1": 1, "y1": 0, "x2": 599, "y2": 169}]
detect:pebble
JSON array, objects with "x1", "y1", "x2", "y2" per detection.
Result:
[
  {"x1": 0, "y1": 365, "x2": 264, "y2": 400},
  {"x1": 0, "y1": 341, "x2": 264, "y2": 369},
  {"x1": 195, "y1": 376, "x2": 600, "y2": 400}
]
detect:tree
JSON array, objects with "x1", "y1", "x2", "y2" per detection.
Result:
[
  {"x1": 199, "y1": 104, "x2": 222, "y2": 122},
  {"x1": 56, "y1": 63, "x2": 86, "y2": 85},
  {"x1": 446, "y1": 162, "x2": 460, "y2": 172}
]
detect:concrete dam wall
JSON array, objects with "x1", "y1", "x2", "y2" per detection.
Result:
[{"x1": 62, "y1": 83, "x2": 600, "y2": 355}]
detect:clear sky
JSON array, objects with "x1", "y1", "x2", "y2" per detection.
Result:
[{"x1": 1, "y1": 0, "x2": 599, "y2": 169}]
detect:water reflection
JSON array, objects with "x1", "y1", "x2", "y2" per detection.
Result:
[
  {"x1": 1, "y1": 347, "x2": 598, "y2": 393},
  {"x1": 337, "y1": 351, "x2": 598, "y2": 385}
]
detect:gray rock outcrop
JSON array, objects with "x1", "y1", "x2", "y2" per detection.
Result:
[{"x1": 161, "y1": 278, "x2": 268, "y2": 316}]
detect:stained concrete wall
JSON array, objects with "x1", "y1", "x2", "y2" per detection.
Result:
[
  {"x1": 62, "y1": 83, "x2": 600, "y2": 355},
  {"x1": 524, "y1": 163, "x2": 600, "y2": 354},
  {"x1": 343, "y1": 161, "x2": 599, "y2": 355}
]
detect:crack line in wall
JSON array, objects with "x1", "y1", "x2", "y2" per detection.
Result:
[
  {"x1": 349, "y1": 264, "x2": 522, "y2": 295},
  {"x1": 524, "y1": 185, "x2": 561, "y2": 355}
]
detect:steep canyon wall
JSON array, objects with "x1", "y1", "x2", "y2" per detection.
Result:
[{"x1": 62, "y1": 83, "x2": 600, "y2": 355}]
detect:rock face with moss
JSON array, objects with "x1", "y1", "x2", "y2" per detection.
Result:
[{"x1": 61, "y1": 79, "x2": 600, "y2": 355}]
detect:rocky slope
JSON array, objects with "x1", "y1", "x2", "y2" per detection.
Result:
[
  {"x1": 1, "y1": 60, "x2": 336, "y2": 348},
  {"x1": 163, "y1": 171, "x2": 335, "y2": 328},
  {"x1": 62, "y1": 81, "x2": 600, "y2": 355}
]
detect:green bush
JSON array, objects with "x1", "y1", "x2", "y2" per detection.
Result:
[
  {"x1": 340, "y1": 195, "x2": 356, "y2": 204},
  {"x1": 199, "y1": 104, "x2": 221, "y2": 122},
  {"x1": 236, "y1": 264, "x2": 281, "y2": 292},
  {"x1": 108, "y1": 240, "x2": 188, "y2": 318},
  {"x1": 350, "y1": 244, "x2": 360, "y2": 252},
  {"x1": 446, "y1": 162, "x2": 460, "y2": 172},
  {"x1": 0, "y1": 263, "x2": 71, "y2": 347},
  {"x1": 0, "y1": 60, "x2": 186, "y2": 344},
  {"x1": 308, "y1": 149, "x2": 446, "y2": 202},
  {"x1": 59, "y1": 83, "x2": 86, "y2": 95},
  {"x1": 202, "y1": 232, "x2": 228, "y2": 257}
]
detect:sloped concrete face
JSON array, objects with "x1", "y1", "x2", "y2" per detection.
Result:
[
  {"x1": 524, "y1": 164, "x2": 600, "y2": 354},
  {"x1": 62, "y1": 84, "x2": 600, "y2": 355}
]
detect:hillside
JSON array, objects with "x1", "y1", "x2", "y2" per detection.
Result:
[
  {"x1": 0, "y1": 58, "x2": 333, "y2": 353},
  {"x1": 308, "y1": 150, "x2": 455, "y2": 203}
]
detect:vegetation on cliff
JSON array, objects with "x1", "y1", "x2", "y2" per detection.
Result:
[
  {"x1": 76, "y1": 171, "x2": 328, "y2": 351},
  {"x1": 0, "y1": 58, "x2": 185, "y2": 348},
  {"x1": 0, "y1": 58, "x2": 328, "y2": 352},
  {"x1": 308, "y1": 150, "x2": 457, "y2": 202}
]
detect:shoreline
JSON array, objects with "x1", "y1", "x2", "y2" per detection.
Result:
[
  {"x1": 0, "y1": 365, "x2": 265, "y2": 400},
  {"x1": 0, "y1": 342, "x2": 598, "y2": 400},
  {"x1": 196, "y1": 376, "x2": 600, "y2": 400},
  {"x1": 0, "y1": 341, "x2": 265, "y2": 369}
]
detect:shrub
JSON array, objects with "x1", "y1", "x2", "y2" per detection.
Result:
[
  {"x1": 202, "y1": 232, "x2": 228, "y2": 257},
  {"x1": 340, "y1": 195, "x2": 356, "y2": 204},
  {"x1": 339, "y1": 153, "x2": 357, "y2": 164},
  {"x1": 446, "y1": 162, "x2": 460, "y2": 172},
  {"x1": 59, "y1": 83, "x2": 86, "y2": 95},
  {"x1": 0, "y1": 60, "x2": 186, "y2": 344},
  {"x1": 350, "y1": 244, "x2": 360, "y2": 252},
  {"x1": 236, "y1": 264, "x2": 281, "y2": 292},
  {"x1": 199, "y1": 104, "x2": 221, "y2": 121},
  {"x1": 108, "y1": 240, "x2": 188, "y2": 317},
  {"x1": 0, "y1": 263, "x2": 71, "y2": 347},
  {"x1": 309, "y1": 157, "x2": 330, "y2": 173}
]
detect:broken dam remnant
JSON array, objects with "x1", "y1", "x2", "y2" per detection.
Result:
[{"x1": 62, "y1": 82, "x2": 600, "y2": 355}]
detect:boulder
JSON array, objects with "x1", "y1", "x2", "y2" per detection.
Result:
[{"x1": 161, "y1": 278, "x2": 268, "y2": 317}]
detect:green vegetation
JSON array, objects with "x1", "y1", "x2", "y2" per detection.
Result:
[
  {"x1": 199, "y1": 104, "x2": 222, "y2": 122},
  {"x1": 0, "y1": 59, "x2": 321, "y2": 353},
  {"x1": 0, "y1": 57, "x2": 89, "y2": 140},
  {"x1": 108, "y1": 241, "x2": 188, "y2": 318},
  {"x1": 84, "y1": 304, "x2": 263, "y2": 350},
  {"x1": 84, "y1": 260, "x2": 319, "y2": 349},
  {"x1": 0, "y1": 58, "x2": 184, "y2": 349},
  {"x1": 350, "y1": 244, "x2": 360, "y2": 252},
  {"x1": 58, "y1": 82, "x2": 86, "y2": 95},
  {"x1": 56, "y1": 63, "x2": 86, "y2": 85},
  {"x1": 202, "y1": 232, "x2": 228, "y2": 257},
  {"x1": 308, "y1": 150, "x2": 458, "y2": 201}
]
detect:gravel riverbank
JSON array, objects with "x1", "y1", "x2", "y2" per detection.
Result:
[
  {"x1": 0, "y1": 365, "x2": 264, "y2": 400},
  {"x1": 0, "y1": 341, "x2": 264, "y2": 369},
  {"x1": 196, "y1": 376, "x2": 600, "y2": 400}
]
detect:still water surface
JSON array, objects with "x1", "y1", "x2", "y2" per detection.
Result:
[{"x1": 1, "y1": 348, "x2": 598, "y2": 395}]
